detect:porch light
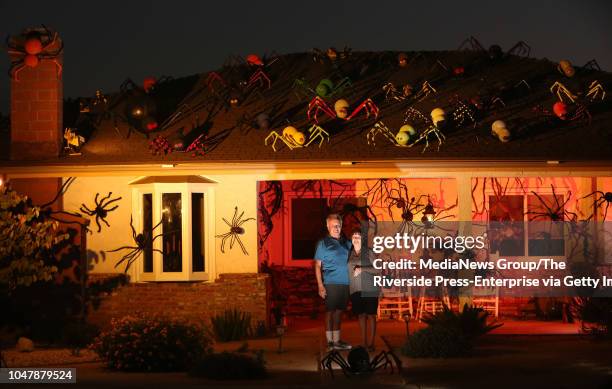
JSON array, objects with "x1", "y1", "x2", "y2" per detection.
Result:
[{"x1": 421, "y1": 202, "x2": 436, "y2": 224}]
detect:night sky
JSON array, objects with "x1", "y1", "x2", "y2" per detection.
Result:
[{"x1": 1, "y1": 0, "x2": 611, "y2": 114}]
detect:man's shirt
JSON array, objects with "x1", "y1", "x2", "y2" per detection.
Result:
[{"x1": 314, "y1": 236, "x2": 352, "y2": 285}]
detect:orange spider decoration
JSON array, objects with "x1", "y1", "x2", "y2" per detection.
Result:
[{"x1": 7, "y1": 25, "x2": 63, "y2": 81}]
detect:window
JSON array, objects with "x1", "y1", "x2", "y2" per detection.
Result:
[
  {"x1": 488, "y1": 192, "x2": 567, "y2": 257},
  {"x1": 285, "y1": 190, "x2": 366, "y2": 264},
  {"x1": 129, "y1": 176, "x2": 215, "y2": 281}
]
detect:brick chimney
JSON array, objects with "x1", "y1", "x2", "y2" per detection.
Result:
[{"x1": 8, "y1": 26, "x2": 63, "y2": 160}]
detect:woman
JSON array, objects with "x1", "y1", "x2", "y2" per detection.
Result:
[{"x1": 348, "y1": 230, "x2": 381, "y2": 351}]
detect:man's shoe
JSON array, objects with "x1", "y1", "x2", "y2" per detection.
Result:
[{"x1": 333, "y1": 340, "x2": 352, "y2": 350}]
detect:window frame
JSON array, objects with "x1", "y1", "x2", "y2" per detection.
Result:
[
  {"x1": 130, "y1": 181, "x2": 215, "y2": 282},
  {"x1": 486, "y1": 186, "x2": 569, "y2": 260},
  {"x1": 283, "y1": 190, "x2": 365, "y2": 266}
]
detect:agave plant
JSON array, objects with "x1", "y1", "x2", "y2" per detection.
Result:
[
  {"x1": 422, "y1": 304, "x2": 503, "y2": 339},
  {"x1": 211, "y1": 308, "x2": 252, "y2": 342}
]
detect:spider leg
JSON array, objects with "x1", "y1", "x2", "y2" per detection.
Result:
[
  {"x1": 99, "y1": 192, "x2": 113, "y2": 204},
  {"x1": 101, "y1": 217, "x2": 111, "y2": 227},
  {"x1": 129, "y1": 215, "x2": 137, "y2": 241},
  {"x1": 80, "y1": 204, "x2": 94, "y2": 214},
  {"x1": 237, "y1": 217, "x2": 255, "y2": 226},
  {"x1": 229, "y1": 234, "x2": 237, "y2": 249},
  {"x1": 95, "y1": 217, "x2": 102, "y2": 233},
  {"x1": 222, "y1": 217, "x2": 232, "y2": 228},
  {"x1": 113, "y1": 249, "x2": 138, "y2": 269},
  {"x1": 221, "y1": 235, "x2": 231, "y2": 253},
  {"x1": 106, "y1": 245, "x2": 139, "y2": 253},
  {"x1": 236, "y1": 235, "x2": 249, "y2": 255}
]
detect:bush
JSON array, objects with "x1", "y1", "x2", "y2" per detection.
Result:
[
  {"x1": 211, "y1": 309, "x2": 252, "y2": 342},
  {"x1": 402, "y1": 304, "x2": 502, "y2": 358},
  {"x1": 421, "y1": 304, "x2": 503, "y2": 340},
  {"x1": 572, "y1": 297, "x2": 612, "y2": 339},
  {"x1": 190, "y1": 351, "x2": 267, "y2": 380},
  {"x1": 90, "y1": 315, "x2": 211, "y2": 371},
  {"x1": 403, "y1": 325, "x2": 472, "y2": 358}
]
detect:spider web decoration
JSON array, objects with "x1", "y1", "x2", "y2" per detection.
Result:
[
  {"x1": 581, "y1": 190, "x2": 612, "y2": 222},
  {"x1": 291, "y1": 180, "x2": 351, "y2": 210},
  {"x1": 216, "y1": 206, "x2": 255, "y2": 255},
  {"x1": 258, "y1": 181, "x2": 283, "y2": 248},
  {"x1": 471, "y1": 178, "x2": 527, "y2": 219},
  {"x1": 360, "y1": 179, "x2": 395, "y2": 209}
]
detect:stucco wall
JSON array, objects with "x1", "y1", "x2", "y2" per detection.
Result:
[{"x1": 61, "y1": 174, "x2": 260, "y2": 277}]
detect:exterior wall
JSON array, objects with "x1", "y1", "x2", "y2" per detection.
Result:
[{"x1": 87, "y1": 273, "x2": 270, "y2": 329}]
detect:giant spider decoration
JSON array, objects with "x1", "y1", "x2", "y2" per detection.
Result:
[
  {"x1": 216, "y1": 206, "x2": 255, "y2": 255},
  {"x1": 581, "y1": 190, "x2": 612, "y2": 221},
  {"x1": 526, "y1": 185, "x2": 577, "y2": 222},
  {"x1": 458, "y1": 36, "x2": 531, "y2": 59},
  {"x1": 307, "y1": 96, "x2": 379, "y2": 124},
  {"x1": 7, "y1": 25, "x2": 63, "y2": 81},
  {"x1": 403, "y1": 107, "x2": 446, "y2": 153},
  {"x1": 387, "y1": 184, "x2": 427, "y2": 234},
  {"x1": 107, "y1": 216, "x2": 165, "y2": 272},
  {"x1": 79, "y1": 192, "x2": 122, "y2": 232},
  {"x1": 264, "y1": 124, "x2": 329, "y2": 152},
  {"x1": 320, "y1": 346, "x2": 398, "y2": 378}
]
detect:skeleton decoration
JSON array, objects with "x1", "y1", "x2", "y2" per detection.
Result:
[{"x1": 216, "y1": 206, "x2": 255, "y2": 255}]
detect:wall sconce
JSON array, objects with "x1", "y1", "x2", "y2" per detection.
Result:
[{"x1": 421, "y1": 202, "x2": 436, "y2": 225}]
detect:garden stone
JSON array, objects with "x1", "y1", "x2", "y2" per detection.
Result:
[{"x1": 16, "y1": 337, "x2": 34, "y2": 352}]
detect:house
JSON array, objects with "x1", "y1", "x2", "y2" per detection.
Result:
[{"x1": 2, "y1": 28, "x2": 611, "y2": 328}]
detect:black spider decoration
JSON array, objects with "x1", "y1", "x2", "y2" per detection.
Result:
[
  {"x1": 216, "y1": 206, "x2": 255, "y2": 255},
  {"x1": 106, "y1": 215, "x2": 165, "y2": 272},
  {"x1": 387, "y1": 184, "x2": 427, "y2": 234},
  {"x1": 527, "y1": 185, "x2": 577, "y2": 222},
  {"x1": 581, "y1": 190, "x2": 612, "y2": 221},
  {"x1": 320, "y1": 346, "x2": 398, "y2": 378},
  {"x1": 79, "y1": 192, "x2": 122, "y2": 232}
]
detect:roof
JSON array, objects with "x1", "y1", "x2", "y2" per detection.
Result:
[{"x1": 2, "y1": 50, "x2": 612, "y2": 167}]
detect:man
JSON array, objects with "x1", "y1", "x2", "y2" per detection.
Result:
[{"x1": 314, "y1": 213, "x2": 352, "y2": 350}]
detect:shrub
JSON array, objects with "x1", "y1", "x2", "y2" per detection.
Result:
[
  {"x1": 211, "y1": 309, "x2": 251, "y2": 342},
  {"x1": 90, "y1": 315, "x2": 211, "y2": 372},
  {"x1": 189, "y1": 351, "x2": 267, "y2": 380},
  {"x1": 421, "y1": 304, "x2": 503, "y2": 339},
  {"x1": 402, "y1": 304, "x2": 502, "y2": 358},
  {"x1": 403, "y1": 325, "x2": 472, "y2": 358},
  {"x1": 572, "y1": 297, "x2": 612, "y2": 339}
]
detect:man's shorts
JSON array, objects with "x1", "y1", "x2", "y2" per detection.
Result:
[
  {"x1": 350, "y1": 292, "x2": 379, "y2": 315},
  {"x1": 324, "y1": 284, "x2": 349, "y2": 311}
]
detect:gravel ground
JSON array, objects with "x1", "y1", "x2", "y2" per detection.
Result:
[{"x1": 3, "y1": 348, "x2": 100, "y2": 367}]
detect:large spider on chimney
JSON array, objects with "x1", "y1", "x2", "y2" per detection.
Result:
[{"x1": 7, "y1": 25, "x2": 63, "y2": 81}]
